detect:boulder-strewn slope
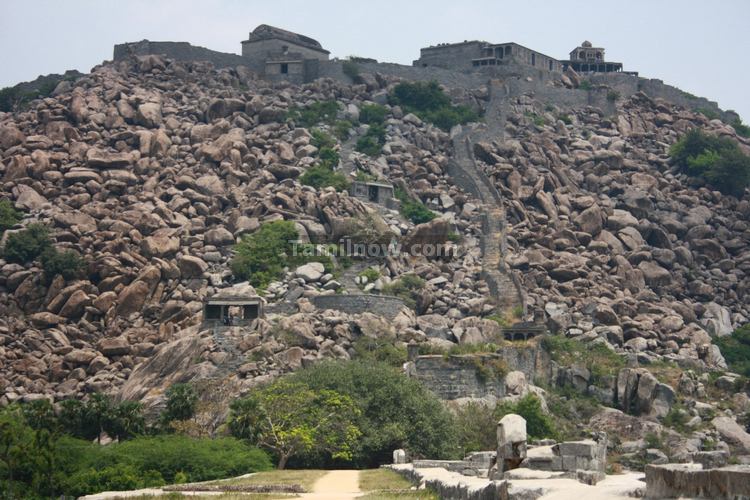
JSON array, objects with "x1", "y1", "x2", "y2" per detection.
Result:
[{"x1": 0, "y1": 53, "x2": 747, "y2": 414}]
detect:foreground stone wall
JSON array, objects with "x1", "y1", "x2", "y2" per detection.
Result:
[
  {"x1": 389, "y1": 464, "x2": 509, "y2": 500},
  {"x1": 645, "y1": 463, "x2": 750, "y2": 499}
]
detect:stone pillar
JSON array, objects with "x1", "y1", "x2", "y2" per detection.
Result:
[
  {"x1": 393, "y1": 449, "x2": 407, "y2": 464},
  {"x1": 490, "y1": 413, "x2": 527, "y2": 478}
]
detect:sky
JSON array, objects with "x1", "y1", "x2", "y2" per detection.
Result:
[{"x1": 1, "y1": 0, "x2": 748, "y2": 120}]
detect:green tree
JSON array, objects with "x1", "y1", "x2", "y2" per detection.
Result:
[
  {"x1": 288, "y1": 360, "x2": 459, "y2": 467},
  {"x1": 40, "y1": 248, "x2": 85, "y2": 282},
  {"x1": 229, "y1": 380, "x2": 361, "y2": 469},
  {"x1": 161, "y1": 383, "x2": 198, "y2": 425}
]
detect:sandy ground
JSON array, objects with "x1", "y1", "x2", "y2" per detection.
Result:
[{"x1": 299, "y1": 470, "x2": 363, "y2": 499}]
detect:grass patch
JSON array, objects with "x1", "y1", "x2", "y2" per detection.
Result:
[
  {"x1": 359, "y1": 468, "x2": 413, "y2": 492},
  {"x1": 355, "y1": 123, "x2": 386, "y2": 157},
  {"x1": 213, "y1": 470, "x2": 327, "y2": 492}
]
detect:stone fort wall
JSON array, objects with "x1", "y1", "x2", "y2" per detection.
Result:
[
  {"x1": 111, "y1": 40, "x2": 735, "y2": 122},
  {"x1": 310, "y1": 294, "x2": 405, "y2": 319}
]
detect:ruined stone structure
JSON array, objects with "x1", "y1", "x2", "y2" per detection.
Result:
[
  {"x1": 202, "y1": 289, "x2": 263, "y2": 326},
  {"x1": 241, "y1": 24, "x2": 329, "y2": 83},
  {"x1": 414, "y1": 41, "x2": 563, "y2": 73},
  {"x1": 561, "y1": 40, "x2": 627, "y2": 74},
  {"x1": 350, "y1": 180, "x2": 395, "y2": 207},
  {"x1": 494, "y1": 414, "x2": 528, "y2": 475}
]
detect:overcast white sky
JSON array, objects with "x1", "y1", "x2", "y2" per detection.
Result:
[{"x1": 1, "y1": 0, "x2": 748, "y2": 120}]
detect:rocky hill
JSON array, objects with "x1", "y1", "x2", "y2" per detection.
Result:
[{"x1": 1, "y1": 53, "x2": 749, "y2": 459}]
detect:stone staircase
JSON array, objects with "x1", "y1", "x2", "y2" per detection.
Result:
[
  {"x1": 210, "y1": 325, "x2": 246, "y2": 375},
  {"x1": 447, "y1": 87, "x2": 524, "y2": 314}
]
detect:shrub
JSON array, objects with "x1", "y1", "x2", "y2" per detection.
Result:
[
  {"x1": 2, "y1": 223, "x2": 51, "y2": 264},
  {"x1": 388, "y1": 81, "x2": 478, "y2": 131},
  {"x1": 732, "y1": 118, "x2": 750, "y2": 138},
  {"x1": 395, "y1": 188, "x2": 435, "y2": 224},
  {"x1": 300, "y1": 164, "x2": 350, "y2": 191},
  {"x1": 558, "y1": 113, "x2": 572, "y2": 125},
  {"x1": 453, "y1": 402, "x2": 497, "y2": 454},
  {"x1": 286, "y1": 360, "x2": 459, "y2": 467},
  {"x1": 670, "y1": 128, "x2": 750, "y2": 196},
  {"x1": 288, "y1": 100, "x2": 340, "y2": 128},
  {"x1": 607, "y1": 90, "x2": 620, "y2": 101},
  {"x1": 359, "y1": 103, "x2": 388, "y2": 125},
  {"x1": 41, "y1": 248, "x2": 85, "y2": 282},
  {"x1": 351, "y1": 336, "x2": 407, "y2": 368},
  {"x1": 230, "y1": 221, "x2": 299, "y2": 289},
  {"x1": 0, "y1": 199, "x2": 22, "y2": 233},
  {"x1": 355, "y1": 123, "x2": 386, "y2": 157},
  {"x1": 579, "y1": 80, "x2": 593, "y2": 91},
  {"x1": 310, "y1": 128, "x2": 336, "y2": 149},
  {"x1": 342, "y1": 60, "x2": 361, "y2": 83},
  {"x1": 714, "y1": 324, "x2": 750, "y2": 377},
  {"x1": 495, "y1": 394, "x2": 557, "y2": 440},
  {"x1": 696, "y1": 107, "x2": 720, "y2": 120},
  {"x1": 525, "y1": 112, "x2": 546, "y2": 127},
  {"x1": 542, "y1": 335, "x2": 624, "y2": 385},
  {"x1": 381, "y1": 274, "x2": 425, "y2": 309},
  {"x1": 333, "y1": 120, "x2": 353, "y2": 140},
  {"x1": 359, "y1": 267, "x2": 381, "y2": 283},
  {"x1": 0, "y1": 78, "x2": 63, "y2": 112}
]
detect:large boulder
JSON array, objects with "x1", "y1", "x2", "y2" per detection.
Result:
[{"x1": 136, "y1": 102, "x2": 163, "y2": 128}]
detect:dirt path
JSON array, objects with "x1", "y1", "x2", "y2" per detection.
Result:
[{"x1": 300, "y1": 469, "x2": 362, "y2": 499}]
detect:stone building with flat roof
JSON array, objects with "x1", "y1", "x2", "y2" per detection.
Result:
[{"x1": 414, "y1": 40, "x2": 562, "y2": 73}]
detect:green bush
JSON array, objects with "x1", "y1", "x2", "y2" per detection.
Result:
[
  {"x1": 355, "y1": 123, "x2": 386, "y2": 157},
  {"x1": 714, "y1": 324, "x2": 750, "y2": 377},
  {"x1": 381, "y1": 274, "x2": 425, "y2": 309},
  {"x1": 669, "y1": 128, "x2": 750, "y2": 196},
  {"x1": 579, "y1": 80, "x2": 593, "y2": 91},
  {"x1": 300, "y1": 164, "x2": 350, "y2": 191},
  {"x1": 288, "y1": 100, "x2": 340, "y2": 128},
  {"x1": 0, "y1": 78, "x2": 62, "y2": 112},
  {"x1": 359, "y1": 103, "x2": 388, "y2": 125},
  {"x1": 0, "y1": 199, "x2": 22, "y2": 233},
  {"x1": 542, "y1": 335, "x2": 624, "y2": 385},
  {"x1": 230, "y1": 220, "x2": 299, "y2": 289},
  {"x1": 453, "y1": 402, "x2": 498, "y2": 454},
  {"x1": 41, "y1": 248, "x2": 85, "y2": 282},
  {"x1": 732, "y1": 118, "x2": 750, "y2": 138},
  {"x1": 311, "y1": 128, "x2": 336, "y2": 149},
  {"x1": 286, "y1": 360, "x2": 459, "y2": 467},
  {"x1": 607, "y1": 90, "x2": 620, "y2": 101},
  {"x1": 342, "y1": 60, "x2": 361, "y2": 83},
  {"x1": 333, "y1": 120, "x2": 353, "y2": 140},
  {"x1": 351, "y1": 336, "x2": 407, "y2": 368},
  {"x1": 359, "y1": 267, "x2": 381, "y2": 283},
  {"x1": 388, "y1": 81, "x2": 478, "y2": 131},
  {"x1": 2, "y1": 223, "x2": 51, "y2": 264},
  {"x1": 395, "y1": 188, "x2": 436, "y2": 225},
  {"x1": 495, "y1": 394, "x2": 557, "y2": 440}
]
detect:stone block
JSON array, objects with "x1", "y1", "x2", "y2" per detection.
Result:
[{"x1": 555, "y1": 440, "x2": 597, "y2": 458}]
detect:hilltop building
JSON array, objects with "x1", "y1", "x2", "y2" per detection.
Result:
[
  {"x1": 241, "y1": 24, "x2": 329, "y2": 82},
  {"x1": 413, "y1": 41, "x2": 562, "y2": 73},
  {"x1": 560, "y1": 41, "x2": 624, "y2": 74}
]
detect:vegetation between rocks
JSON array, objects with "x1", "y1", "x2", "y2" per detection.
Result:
[
  {"x1": 669, "y1": 128, "x2": 750, "y2": 196},
  {"x1": 388, "y1": 81, "x2": 479, "y2": 131}
]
